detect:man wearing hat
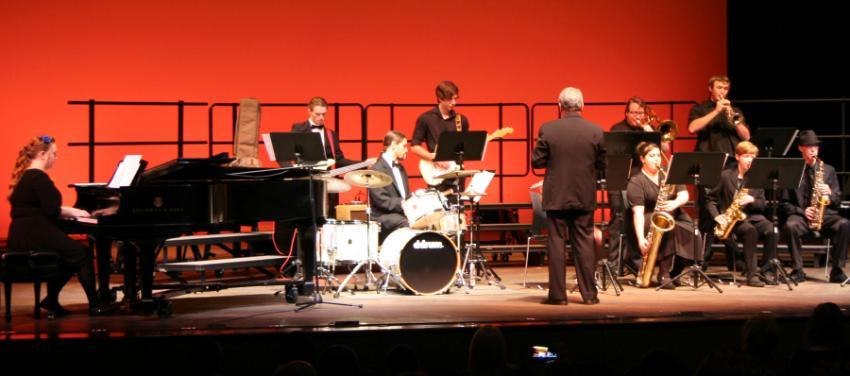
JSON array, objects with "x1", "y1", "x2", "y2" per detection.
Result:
[{"x1": 780, "y1": 130, "x2": 849, "y2": 283}]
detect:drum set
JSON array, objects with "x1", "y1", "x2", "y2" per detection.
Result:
[{"x1": 317, "y1": 168, "x2": 499, "y2": 297}]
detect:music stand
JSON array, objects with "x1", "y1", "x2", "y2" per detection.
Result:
[
  {"x1": 604, "y1": 131, "x2": 662, "y2": 156},
  {"x1": 433, "y1": 131, "x2": 490, "y2": 290},
  {"x1": 750, "y1": 128, "x2": 799, "y2": 158},
  {"x1": 604, "y1": 131, "x2": 660, "y2": 277},
  {"x1": 658, "y1": 152, "x2": 727, "y2": 292},
  {"x1": 745, "y1": 157, "x2": 806, "y2": 290},
  {"x1": 269, "y1": 132, "x2": 362, "y2": 311},
  {"x1": 598, "y1": 154, "x2": 632, "y2": 293}
]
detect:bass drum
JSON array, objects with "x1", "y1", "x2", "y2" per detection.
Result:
[{"x1": 379, "y1": 228, "x2": 459, "y2": 295}]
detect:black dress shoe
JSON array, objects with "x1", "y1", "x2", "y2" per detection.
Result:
[
  {"x1": 829, "y1": 272, "x2": 848, "y2": 283},
  {"x1": 657, "y1": 277, "x2": 676, "y2": 290},
  {"x1": 789, "y1": 270, "x2": 807, "y2": 283},
  {"x1": 746, "y1": 275, "x2": 765, "y2": 287},
  {"x1": 583, "y1": 297, "x2": 600, "y2": 305},
  {"x1": 39, "y1": 299, "x2": 72, "y2": 318},
  {"x1": 542, "y1": 298, "x2": 568, "y2": 305}
]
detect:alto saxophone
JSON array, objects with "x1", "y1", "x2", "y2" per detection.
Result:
[
  {"x1": 714, "y1": 186, "x2": 749, "y2": 241},
  {"x1": 809, "y1": 158, "x2": 831, "y2": 232},
  {"x1": 637, "y1": 171, "x2": 677, "y2": 288}
]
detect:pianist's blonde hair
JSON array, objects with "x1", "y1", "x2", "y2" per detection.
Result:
[{"x1": 8, "y1": 136, "x2": 53, "y2": 199}]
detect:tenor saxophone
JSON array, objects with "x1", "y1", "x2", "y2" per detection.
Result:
[
  {"x1": 637, "y1": 172, "x2": 676, "y2": 288},
  {"x1": 714, "y1": 187, "x2": 749, "y2": 241},
  {"x1": 810, "y1": 158, "x2": 831, "y2": 232}
]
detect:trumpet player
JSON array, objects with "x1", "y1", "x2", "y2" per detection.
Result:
[
  {"x1": 706, "y1": 141, "x2": 777, "y2": 287},
  {"x1": 780, "y1": 130, "x2": 849, "y2": 283},
  {"x1": 627, "y1": 142, "x2": 696, "y2": 289},
  {"x1": 688, "y1": 75, "x2": 751, "y2": 271},
  {"x1": 687, "y1": 75, "x2": 751, "y2": 160}
]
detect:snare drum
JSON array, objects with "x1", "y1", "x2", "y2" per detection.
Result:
[
  {"x1": 432, "y1": 212, "x2": 468, "y2": 235},
  {"x1": 318, "y1": 220, "x2": 380, "y2": 264},
  {"x1": 402, "y1": 189, "x2": 446, "y2": 229},
  {"x1": 379, "y1": 228, "x2": 459, "y2": 295}
]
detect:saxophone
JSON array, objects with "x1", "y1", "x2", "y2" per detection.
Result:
[
  {"x1": 637, "y1": 171, "x2": 677, "y2": 288},
  {"x1": 714, "y1": 186, "x2": 749, "y2": 241},
  {"x1": 809, "y1": 158, "x2": 831, "y2": 232}
]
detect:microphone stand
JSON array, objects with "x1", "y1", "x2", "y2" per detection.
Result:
[{"x1": 295, "y1": 153, "x2": 362, "y2": 312}]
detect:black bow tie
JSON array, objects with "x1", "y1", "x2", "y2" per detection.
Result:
[
  {"x1": 392, "y1": 161, "x2": 401, "y2": 167},
  {"x1": 310, "y1": 124, "x2": 324, "y2": 129}
]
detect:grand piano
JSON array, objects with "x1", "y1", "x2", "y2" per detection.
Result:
[{"x1": 66, "y1": 155, "x2": 327, "y2": 312}]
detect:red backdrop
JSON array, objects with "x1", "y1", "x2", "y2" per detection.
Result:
[{"x1": 0, "y1": 0, "x2": 726, "y2": 236}]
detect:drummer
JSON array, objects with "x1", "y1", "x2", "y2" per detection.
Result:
[{"x1": 369, "y1": 130, "x2": 412, "y2": 243}]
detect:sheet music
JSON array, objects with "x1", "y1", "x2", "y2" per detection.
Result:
[
  {"x1": 107, "y1": 155, "x2": 143, "y2": 188},
  {"x1": 466, "y1": 170, "x2": 495, "y2": 203},
  {"x1": 262, "y1": 133, "x2": 276, "y2": 161}
]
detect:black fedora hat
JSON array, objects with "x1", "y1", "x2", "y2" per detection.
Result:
[{"x1": 798, "y1": 130, "x2": 821, "y2": 146}]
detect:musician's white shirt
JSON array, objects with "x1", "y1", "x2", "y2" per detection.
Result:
[{"x1": 382, "y1": 151, "x2": 405, "y2": 198}]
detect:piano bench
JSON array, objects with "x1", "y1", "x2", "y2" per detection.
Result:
[{"x1": 0, "y1": 250, "x2": 61, "y2": 322}]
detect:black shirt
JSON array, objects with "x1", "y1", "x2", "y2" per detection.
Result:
[
  {"x1": 411, "y1": 107, "x2": 470, "y2": 151},
  {"x1": 688, "y1": 100, "x2": 747, "y2": 155},
  {"x1": 610, "y1": 119, "x2": 643, "y2": 132}
]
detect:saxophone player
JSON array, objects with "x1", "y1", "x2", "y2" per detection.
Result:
[
  {"x1": 627, "y1": 142, "x2": 696, "y2": 288},
  {"x1": 780, "y1": 130, "x2": 849, "y2": 283},
  {"x1": 706, "y1": 141, "x2": 777, "y2": 287}
]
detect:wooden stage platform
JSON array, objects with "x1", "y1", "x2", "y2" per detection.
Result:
[
  {"x1": 2, "y1": 262, "x2": 849, "y2": 375},
  {"x1": 2, "y1": 263, "x2": 848, "y2": 337}
]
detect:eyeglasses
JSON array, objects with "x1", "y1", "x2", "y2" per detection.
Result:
[
  {"x1": 39, "y1": 135, "x2": 54, "y2": 144},
  {"x1": 627, "y1": 111, "x2": 646, "y2": 115}
]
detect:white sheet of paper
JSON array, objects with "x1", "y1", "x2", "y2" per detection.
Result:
[
  {"x1": 466, "y1": 170, "x2": 495, "y2": 203},
  {"x1": 262, "y1": 133, "x2": 276, "y2": 161},
  {"x1": 107, "y1": 155, "x2": 143, "y2": 188}
]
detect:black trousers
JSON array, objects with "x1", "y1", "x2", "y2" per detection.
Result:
[
  {"x1": 546, "y1": 209, "x2": 597, "y2": 302},
  {"x1": 376, "y1": 213, "x2": 408, "y2": 244},
  {"x1": 783, "y1": 213, "x2": 849, "y2": 273},
  {"x1": 727, "y1": 218, "x2": 777, "y2": 276}
]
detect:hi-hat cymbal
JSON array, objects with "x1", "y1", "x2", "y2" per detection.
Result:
[
  {"x1": 435, "y1": 170, "x2": 480, "y2": 180},
  {"x1": 322, "y1": 177, "x2": 351, "y2": 193},
  {"x1": 344, "y1": 170, "x2": 393, "y2": 188}
]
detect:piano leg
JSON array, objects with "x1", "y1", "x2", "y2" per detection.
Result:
[
  {"x1": 297, "y1": 225, "x2": 317, "y2": 296},
  {"x1": 95, "y1": 236, "x2": 114, "y2": 303},
  {"x1": 123, "y1": 242, "x2": 138, "y2": 304},
  {"x1": 138, "y1": 239, "x2": 158, "y2": 312}
]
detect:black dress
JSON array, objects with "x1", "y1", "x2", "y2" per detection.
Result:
[
  {"x1": 626, "y1": 172, "x2": 696, "y2": 260},
  {"x1": 8, "y1": 169, "x2": 95, "y2": 307}
]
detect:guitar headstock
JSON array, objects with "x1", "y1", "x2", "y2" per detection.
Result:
[{"x1": 487, "y1": 127, "x2": 515, "y2": 141}]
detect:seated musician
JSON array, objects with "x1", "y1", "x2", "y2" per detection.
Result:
[
  {"x1": 706, "y1": 141, "x2": 777, "y2": 287},
  {"x1": 780, "y1": 130, "x2": 849, "y2": 283},
  {"x1": 369, "y1": 131, "x2": 411, "y2": 243},
  {"x1": 6, "y1": 135, "x2": 104, "y2": 316},
  {"x1": 627, "y1": 142, "x2": 696, "y2": 288}
]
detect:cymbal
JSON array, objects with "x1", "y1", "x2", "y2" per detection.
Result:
[
  {"x1": 435, "y1": 170, "x2": 480, "y2": 180},
  {"x1": 344, "y1": 170, "x2": 393, "y2": 189},
  {"x1": 322, "y1": 177, "x2": 351, "y2": 193}
]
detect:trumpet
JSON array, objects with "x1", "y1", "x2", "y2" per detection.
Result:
[{"x1": 718, "y1": 94, "x2": 743, "y2": 127}]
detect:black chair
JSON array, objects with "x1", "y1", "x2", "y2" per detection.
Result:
[
  {"x1": 523, "y1": 191, "x2": 548, "y2": 287},
  {"x1": 0, "y1": 250, "x2": 61, "y2": 322}
]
